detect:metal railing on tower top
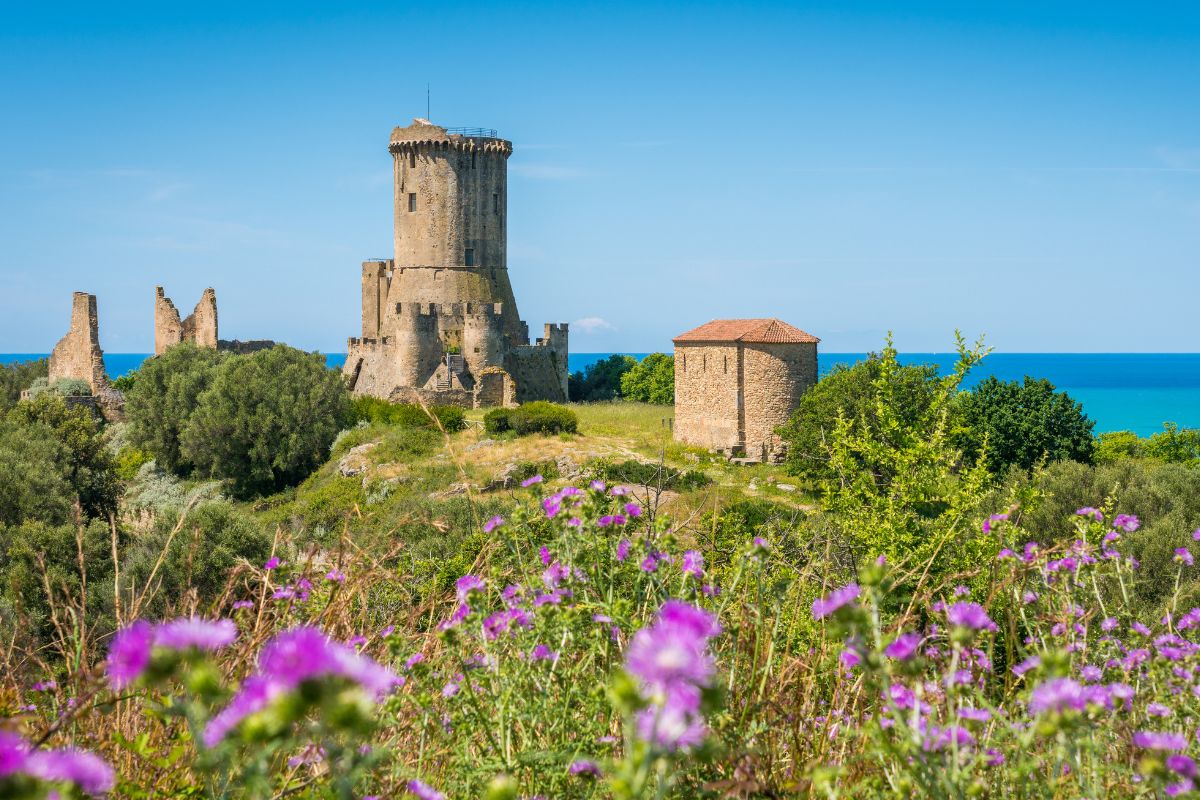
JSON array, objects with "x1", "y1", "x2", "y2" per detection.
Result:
[{"x1": 445, "y1": 127, "x2": 499, "y2": 139}]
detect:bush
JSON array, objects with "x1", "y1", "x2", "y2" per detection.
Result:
[
  {"x1": 8, "y1": 393, "x2": 121, "y2": 519},
  {"x1": 0, "y1": 357, "x2": 48, "y2": 411},
  {"x1": 620, "y1": 353, "x2": 674, "y2": 404},
  {"x1": 780, "y1": 350, "x2": 941, "y2": 485},
  {"x1": 120, "y1": 501, "x2": 272, "y2": 618},
  {"x1": 484, "y1": 401, "x2": 577, "y2": 436},
  {"x1": 24, "y1": 377, "x2": 93, "y2": 399},
  {"x1": 349, "y1": 396, "x2": 466, "y2": 432},
  {"x1": 0, "y1": 419, "x2": 74, "y2": 527},
  {"x1": 1093, "y1": 423, "x2": 1200, "y2": 467},
  {"x1": 125, "y1": 344, "x2": 226, "y2": 474},
  {"x1": 111, "y1": 371, "x2": 138, "y2": 393},
  {"x1": 182, "y1": 346, "x2": 351, "y2": 497},
  {"x1": 952, "y1": 376, "x2": 1095, "y2": 473},
  {"x1": 589, "y1": 458, "x2": 712, "y2": 491},
  {"x1": 568, "y1": 354, "x2": 636, "y2": 401}
]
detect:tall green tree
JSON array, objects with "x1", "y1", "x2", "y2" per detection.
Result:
[
  {"x1": 0, "y1": 358, "x2": 48, "y2": 412},
  {"x1": 125, "y1": 344, "x2": 225, "y2": 474},
  {"x1": 620, "y1": 353, "x2": 674, "y2": 404},
  {"x1": 0, "y1": 419, "x2": 74, "y2": 527},
  {"x1": 779, "y1": 352, "x2": 940, "y2": 484},
  {"x1": 8, "y1": 394, "x2": 120, "y2": 518},
  {"x1": 951, "y1": 376, "x2": 1095, "y2": 474},
  {"x1": 182, "y1": 346, "x2": 350, "y2": 497},
  {"x1": 568, "y1": 354, "x2": 636, "y2": 401}
]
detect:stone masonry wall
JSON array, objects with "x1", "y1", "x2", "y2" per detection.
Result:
[
  {"x1": 742, "y1": 342, "x2": 818, "y2": 460},
  {"x1": 49, "y1": 292, "x2": 109, "y2": 392},
  {"x1": 156, "y1": 286, "x2": 218, "y2": 354},
  {"x1": 505, "y1": 345, "x2": 568, "y2": 404},
  {"x1": 672, "y1": 343, "x2": 742, "y2": 453}
]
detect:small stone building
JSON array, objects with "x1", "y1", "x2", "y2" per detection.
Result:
[{"x1": 673, "y1": 318, "x2": 819, "y2": 462}]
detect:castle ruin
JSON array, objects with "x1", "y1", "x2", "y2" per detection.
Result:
[
  {"x1": 673, "y1": 318, "x2": 820, "y2": 462},
  {"x1": 344, "y1": 119, "x2": 568, "y2": 407},
  {"x1": 155, "y1": 286, "x2": 218, "y2": 355},
  {"x1": 49, "y1": 291, "x2": 110, "y2": 393}
]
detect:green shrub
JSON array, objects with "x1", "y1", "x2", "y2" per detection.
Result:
[
  {"x1": 483, "y1": 407, "x2": 512, "y2": 435},
  {"x1": 589, "y1": 458, "x2": 711, "y2": 491},
  {"x1": 0, "y1": 419, "x2": 74, "y2": 527},
  {"x1": 111, "y1": 371, "x2": 138, "y2": 393},
  {"x1": 485, "y1": 401, "x2": 577, "y2": 437},
  {"x1": 114, "y1": 446, "x2": 153, "y2": 481},
  {"x1": 24, "y1": 377, "x2": 92, "y2": 399},
  {"x1": 125, "y1": 343, "x2": 226, "y2": 474},
  {"x1": 0, "y1": 357, "x2": 48, "y2": 412},
  {"x1": 1092, "y1": 423, "x2": 1200, "y2": 467},
  {"x1": 1095, "y1": 430, "x2": 1143, "y2": 463},
  {"x1": 7, "y1": 394, "x2": 120, "y2": 519},
  {"x1": 619, "y1": 353, "x2": 674, "y2": 404},
  {"x1": 182, "y1": 346, "x2": 351, "y2": 498},
  {"x1": 780, "y1": 351, "x2": 941, "y2": 485},
  {"x1": 951, "y1": 376, "x2": 1094, "y2": 473},
  {"x1": 350, "y1": 396, "x2": 466, "y2": 432}
]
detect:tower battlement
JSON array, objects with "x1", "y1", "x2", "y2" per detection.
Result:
[{"x1": 344, "y1": 119, "x2": 568, "y2": 408}]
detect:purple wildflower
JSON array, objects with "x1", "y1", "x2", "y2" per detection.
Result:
[
  {"x1": 1012, "y1": 655, "x2": 1041, "y2": 677},
  {"x1": 1132, "y1": 731, "x2": 1189, "y2": 751},
  {"x1": 1169, "y1": 755, "x2": 1198, "y2": 779},
  {"x1": 483, "y1": 515, "x2": 504, "y2": 533},
  {"x1": 455, "y1": 574, "x2": 485, "y2": 602},
  {"x1": 521, "y1": 474, "x2": 543, "y2": 488},
  {"x1": 590, "y1": 479, "x2": 606, "y2": 491},
  {"x1": 946, "y1": 602, "x2": 998, "y2": 632},
  {"x1": 811, "y1": 583, "x2": 860, "y2": 620},
  {"x1": 406, "y1": 779, "x2": 446, "y2": 800},
  {"x1": 232, "y1": 600, "x2": 254, "y2": 610},
  {"x1": 264, "y1": 557, "x2": 281, "y2": 570},
  {"x1": 610, "y1": 485, "x2": 630, "y2": 496},
  {"x1": 625, "y1": 502, "x2": 642, "y2": 518},
  {"x1": 105, "y1": 620, "x2": 154, "y2": 689},
  {"x1": 404, "y1": 652, "x2": 425, "y2": 670},
  {"x1": 1028, "y1": 678, "x2": 1086, "y2": 714},
  {"x1": 202, "y1": 627, "x2": 399, "y2": 747},
  {"x1": 616, "y1": 539, "x2": 631, "y2": 562},
  {"x1": 24, "y1": 747, "x2": 116, "y2": 796},
  {"x1": 153, "y1": 618, "x2": 238, "y2": 652},
  {"x1": 325, "y1": 568, "x2": 346, "y2": 583},
  {"x1": 1113, "y1": 513, "x2": 1140, "y2": 532},
  {"x1": 598, "y1": 514, "x2": 627, "y2": 527},
  {"x1": 681, "y1": 550, "x2": 704, "y2": 578},
  {"x1": 1075, "y1": 507, "x2": 1103, "y2": 521},
  {"x1": 982, "y1": 513, "x2": 1008, "y2": 533},
  {"x1": 542, "y1": 560, "x2": 569, "y2": 589},
  {"x1": 640, "y1": 554, "x2": 659, "y2": 573},
  {"x1": 626, "y1": 601, "x2": 719, "y2": 691},
  {"x1": 1101, "y1": 617, "x2": 1119, "y2": 632},
  {"x1": 530, "y1": 644, "x2": 556, "y2": 661},
  {"x1": 569, "y1": 759, "x2": 602, "y2": 777},
  {"x1": 31, "y1": 679, "x2": 56, "y2": 692},
  {"x1": 753, "y1": 536, "x2": 770, "y2": 551},
  {"x1": 1177, "y1": 548, "x2": 1195, "y2": 566},
  {"x1": 635, "y1": 682, "x2": 708, "y2": 750},
  {"x1": 884, "y1": 632, "x2": 921, "y2": 661}
]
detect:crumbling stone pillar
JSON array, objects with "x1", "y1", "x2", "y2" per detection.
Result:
[
  {"x1": 154, "y1": 286, "x2": 183, "y2": 355},
  {"x1": 156, "y1": 286, "x2": 218, "y2": 353},
  {"x1": 48, "y1": 292, "x2": 109, "y2": 392}
]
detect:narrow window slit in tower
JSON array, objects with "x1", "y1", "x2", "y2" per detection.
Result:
[
  {"x1": 409, "y1": 152, "x2": 416, "y2": 169},
  {"x1": 493, "y1": 193, "x2": 499, "y2": 215},
  {"x1": 472, "y1": 150, "x2": 476, "y2": 169},
  {"x1": 465, "y1": 248, "x2": 476, "y2": 266},
  {"x1": 408, "y1": 193, "x2": 417, "y2": 212}
]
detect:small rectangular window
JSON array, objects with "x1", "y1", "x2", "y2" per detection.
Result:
[
  {"x1": 409, "y1": 152, "x2": 416, "y2": 169},
  {"x1": 471, "y1": 150, "x2": 477, "y2": 169},
  {"x1": 493, "y1": 193, "x2": 499, "y2": 215},
  {"x1": 408, "y1": 193, "x2": 417, "y2": 212},
  {"x1": 465, "y1": 248, "x2": 475, "y2": 266}
]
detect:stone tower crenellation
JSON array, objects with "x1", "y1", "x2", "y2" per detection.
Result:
[{"x1": 345, "y1": 119, "x2": 569, "y2": 408}]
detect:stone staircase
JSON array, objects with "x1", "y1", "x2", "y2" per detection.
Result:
[{"x1": 435, "y1": 354, "x2": 466, "y2": 391}]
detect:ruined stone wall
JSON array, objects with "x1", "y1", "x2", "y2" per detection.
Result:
[
  {"x1": 389, "y1": 386, "x2": 474, "y2": 409},
  {"x1": 49, "y1": 292, "x2": 109, "y2": 392},
  {"x1": 505, "y1": 345, "x2": 568, "y2": 404},
  {"x1": 156, "y1": 286, "x2": 218, "y2": 354},
  {"x1": 475, "y1": 367, "x2": 516, "y2": 408},
  {"x1": 536, "y1": 323, "x2": 570, "y2": 400},
  {"x1": 672, "y1": 343, "x2": 743, "y2": 454},
  {"x1": 181, "y1": 288, "x2": 218, "y2": 348},
  {"x1": 154, "y1": 287, "x2": 183, "y2": 355},
  {"x1": 742, "y1": 342, "x2": 818, "y2": 460},
  {"x1": 361, "y1": 260, "x2": 392, "y2": 339}
]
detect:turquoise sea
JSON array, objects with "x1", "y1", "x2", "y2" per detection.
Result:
[{"x1": 3, "y1": 352, "x2": 1198, "y2": 438}]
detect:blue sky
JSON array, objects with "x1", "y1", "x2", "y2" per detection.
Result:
[{"x1": 1, "y1": 1, "x2": 1198, "y2": 354}]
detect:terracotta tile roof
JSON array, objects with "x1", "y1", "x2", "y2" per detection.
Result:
[{"x1": 673, "y1": 318, "x2": 820, "y2": 344}]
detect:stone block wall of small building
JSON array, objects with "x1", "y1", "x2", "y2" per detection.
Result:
[
  {"x1": 742, "y1": 342, "x2": 818, "y2": 460},
  {"x1": 673, "y1": 343, "x2": 743, "y2": 453}
]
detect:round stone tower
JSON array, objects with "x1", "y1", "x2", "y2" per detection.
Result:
[{"x1": 388, "y1": 119, "x2": 525, "y2": 344}]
